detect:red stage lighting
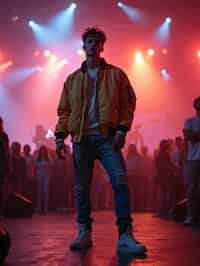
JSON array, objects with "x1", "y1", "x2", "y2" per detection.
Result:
[{"x1": 147, "y1": 49, "x2": 155, "y2": 56}]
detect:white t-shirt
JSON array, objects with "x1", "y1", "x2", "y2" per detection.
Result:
[
  {"x1": 83, "y1": 67, "x2": 100, "y2": 135},
  {"x1": 184, "y1": 116, "x2": 200, "y2": 161}
]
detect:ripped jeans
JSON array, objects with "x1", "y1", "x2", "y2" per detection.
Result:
[{"x1": 73, "y1": 134, "x2": 132, "y2": 229}]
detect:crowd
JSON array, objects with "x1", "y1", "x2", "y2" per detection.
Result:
[{"x1": 0, "y1": 114, "x2": 190, "y2": 218}]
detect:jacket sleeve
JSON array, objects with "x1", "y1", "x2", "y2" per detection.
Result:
[
  {"x1": 117, "y1": 71, "x2": 136, "y2": 133},
  {"x1": 54, "y1": 79, "x2": 71, "y2": 139}
]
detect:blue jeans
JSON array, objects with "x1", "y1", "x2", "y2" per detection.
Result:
[
  {"x1": 73, "y1": 134, "x2": 132, "y2": 229},
  {"x1": 184, "y1": 160, "x2": 200, "y2": 218}
]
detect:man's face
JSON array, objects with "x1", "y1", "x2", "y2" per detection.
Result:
[{"x1": 83, "y1": 36, "x2": 103, "y2": 57}]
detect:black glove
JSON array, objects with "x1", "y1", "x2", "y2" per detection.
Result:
[{"x1": 56, "y1": 138, "x2": 66, "y2": 160}]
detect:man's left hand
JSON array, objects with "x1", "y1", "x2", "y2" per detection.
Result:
[{"x1": 113, "y1": 132, "x2": 126, "y2": 152}]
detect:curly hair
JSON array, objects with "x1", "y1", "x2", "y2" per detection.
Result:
[{"x1": 82, "y1": 27, "x2": 107, "y2": 44}]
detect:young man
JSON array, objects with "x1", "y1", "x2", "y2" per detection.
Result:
[
  {"x1": 55, "y1": 27, "x2": 147, "y2": 254},
  {"x1": 183, "y1": 96, "x2": 200, "y2": 225},
  {"x1": 0, "y1": 117, "x2": 9, "y2": 216}
]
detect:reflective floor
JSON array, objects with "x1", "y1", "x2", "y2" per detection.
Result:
[{"x1": 1, "y1": 211, "x2": 200, "y2": 266}]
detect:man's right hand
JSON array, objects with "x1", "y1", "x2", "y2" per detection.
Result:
[{"x1": 56, "y1": 139, "x2": 66, "y2": 160}]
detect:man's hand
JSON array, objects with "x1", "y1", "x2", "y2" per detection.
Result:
[
  {"x1": 113, "y1": 131, "x2": 126, "y2": 152},
  {"x1": 56, "y1": 139, "x2": 66, "y2": 160}
]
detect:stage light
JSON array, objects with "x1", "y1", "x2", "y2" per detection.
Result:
[
  {"x1": 135, "y1": 52, "x2": 144, "y2": 65},
  {"x1": 197, "y1": 51, "x2": 200, "y2": 57},
  {"x1": 29, "y1": 20, "x2": 35, "y2": 27},
  {"x1": 37, "y1": 66, "x2": 43, "y2": 72},
  {"x1": 46, "y1": 3, "x2": 77, "y2": 46},
  {"x1": 117, "y1": 2, "x2": 143, "y2": 22},
  {"x1": 4, "y1": 66, "x2": 43, "y2": 87},
  {"x1": 161, "y1": 69, "x2": 170, "y2": 80},
  {"x1": 156, "y1": 18, "x2": 171, "y2": 41},
  {"x1": 162, "y1": 48, "x2": 168, "y2": 55},
  {"x1": 161, "y1": 69, "x2": 166, "y2": 75},
  {"x1": 70, "y1": 3, "x2": 77, "y2": 9},
  {"x1": 34, "y1": 51, "x2": 40, "y2": 57},
  {"x1": 166, "y1": 17, "x2": 172, "y2": 23},
  {"x1": 147, "y1": 49, "x2": 155, "y2": 56},
  {"x1": 44, "y1": 50, "x2": 51, "y2": 57},
  {"x1": 135, "y1": 52, "x2": 143, "y2": 60},
  {"x1": 0, "y1": 61, "x2": 13, "y2": 72},
  {"x1": 51, "y1": 54, "x2": 57, "y2": 61},
  {"x1": 11, "y1": 16, "x2": 19, "y2": 22},
  {"x1": 46, "y1": 129, "x2": 54, "y2": 139},
  {"x1": 61, "y1": 59, "x2": 68, "y2": 65}
]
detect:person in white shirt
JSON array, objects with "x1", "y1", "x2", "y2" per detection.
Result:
[{"x1": 183, "y1": 96, "x2": 200, "y2": 225}]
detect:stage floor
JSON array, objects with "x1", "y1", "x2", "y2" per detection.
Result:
[{"x1": 1, "y1": 211, "x2": 200, "y2": 266}]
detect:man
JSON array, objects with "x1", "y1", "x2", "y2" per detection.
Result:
[
  {"x1": 0, "y1": 117, "x2": 9, "y2": 216},
  {"x1": 55, "y1": 27, "x2": 147, "y2": 254},
  {"x1": 183, "y1": 96, "x2": 200, "y2": 225}
]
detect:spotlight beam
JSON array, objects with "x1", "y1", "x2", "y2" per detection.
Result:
[{"x1": 118, "y1": 2, "x2": 143, "y2": 22}]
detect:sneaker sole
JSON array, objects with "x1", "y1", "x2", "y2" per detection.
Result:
[
  {"x1": 70, "y1": 242, "x2": 92, "y2": 250},
  {"x1": 117, "y1": 246, "x2": 147, "y2": 254}
]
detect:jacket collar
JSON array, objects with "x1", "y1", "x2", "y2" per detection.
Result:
[{"x1": 81, "y1": 58, "x2": 107, "y2": 73}]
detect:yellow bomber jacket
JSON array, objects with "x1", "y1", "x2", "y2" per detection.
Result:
[{"x1": 55, "y1": 58, "x2": 136, "y2": 143}]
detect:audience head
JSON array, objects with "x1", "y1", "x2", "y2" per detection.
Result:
[
  {"x1": 11, "y1": 142, "x2": 21, "y2": 158},
  {"x1": 23, "y1": 144, "x2": 31, "y2": 156},
  {"x1": 159, "y1": 139, "x2": 170, "y2": 152},
  {"x1": 175, "y1": 136, "x2": 183, "y2": 148},
  {"x1": 127, "y1": 143, "x2": 138, "y2": 157}
]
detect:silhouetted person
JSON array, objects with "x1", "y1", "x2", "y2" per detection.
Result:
[
  {"x1": 126, "y1": 144, "x2": 143, "y2": 211},
  {"x1": 23, "y1": 144, "x2": 35, "y2": 202},
  {"x1": 171, "y1": 137, "x2": 185, "y2": 201},
  {"x1": 0, "y1": 117, "x2": 9, "y2": 215},
  {"x1": 55, "y1": 27, "x2": 147, "y2": 254},
  {"x1": 9, "y1": 142, "x2": 26, "y2": 195},
  {"x1": 155, "y1": 139, "x2": 176, "y2": 215},
  {"x1": 140, "y1": 146, "x2": 153, "y2": 210},
  {"x1": 183, "y1": 96, "x2": 200, "y2": 225},
  {"x1": 33, "y1": 125, "x2": 47, "y2": 150},
  {"x1": 34, "y1": 145, "x2": 52, "y2": 214}
]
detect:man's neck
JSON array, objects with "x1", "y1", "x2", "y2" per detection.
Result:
[{"x1": 86, "y1": 57, "x2": 101, "y2": 69}]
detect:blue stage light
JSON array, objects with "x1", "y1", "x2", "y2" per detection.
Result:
[
  {"x1": 161, "y1": 69, "x2": 170, "y2": 80},
  {"x1": 29, "y1": 20, "x2": 35, "y2": 27},
  {"x1": 118, "y1": 2, "x2": 143, "y2": 22},
  {"x1": 156, "y1": 17, "x2": 172, "y2": 41},
  {"x1": 166, "y1": 17, "x2": 172, "y2": 23},
  {"x1": 71, "y1": 3, "x2": 77, "y2": 9},
  {"x1": 161, "y1": 69, "x2": 167, "y2": 75}
]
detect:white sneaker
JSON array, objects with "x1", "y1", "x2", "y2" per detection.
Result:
[
  {"x1": 117, "y1": 228, "x2": 147, "y2": 254},
  {"x1": 183, "y1": 216, "x2": 193, "y2": 226}
]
